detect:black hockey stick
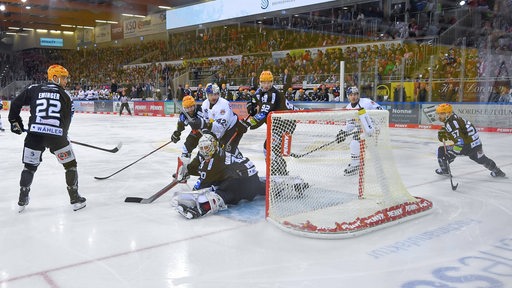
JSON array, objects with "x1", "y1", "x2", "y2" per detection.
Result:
[
  {"x1": 71, "y1": 140, "x2": 122, "y2": 153},
  {"x1": 124, "y1": 157, "x2": 187, "y2": 203},
  {"x1": 290, "y1": 139, "x2": 337, "y2": 158},
  {"x1": 443, "y1": 141, "x2": 459, "y2": 191},
  {"x1": 124, "y1": 179, "x2": 182, "y2": 203},
  {"x1": 289, "y1": 130, "x2": 355, "y2": 159},
  {"x1": 94, "y1": 140, "x2": 173, "y2": 180}
]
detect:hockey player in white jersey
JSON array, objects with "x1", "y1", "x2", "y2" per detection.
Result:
[
  {"x1": 195, "y1": 83, "x2": 247, "y2": 157},
  {"x1": 336, "y1": 86, "x2": 383, "y2": 176}
]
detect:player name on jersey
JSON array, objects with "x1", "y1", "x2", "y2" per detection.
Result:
[
  {"x1": 30, "y1": 124, "x2": 63, "y2": 136},
  {"x1": 38, "y1": 92, "x2": 60, "y2": 100}
]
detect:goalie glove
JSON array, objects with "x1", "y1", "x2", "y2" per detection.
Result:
[
  {"x1": 171, "y1": 131, "x2": 181, "y2": 143},
  {"x1": 9, "y1": 118, "x2": 24, "y2": 135},
  {"x1": 174, "y1": 165, "x2": 190, "y2": 181}
]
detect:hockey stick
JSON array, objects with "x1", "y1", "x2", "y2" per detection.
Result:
[
  {"x1": 71, "y1": 140, "x2": 122, "y2": 153},
  {"x1": 124, "y1": 179, "x2": 182, "y2": 203},
  {"x1": 290, "y1": 139, "x2": 337, "y2": 158},
  {"x1": 94, "y1": 140, "x2": 173, "y2": 180},
  {"x1": 124, "y1": 157, "x2": 186, "y2": 203},
  {"x1": 443, "y1": 141, "x2": 459, "y2": 191},
  {"x1": 289, "y1": 130, "x2": 356, "y2": 159}
]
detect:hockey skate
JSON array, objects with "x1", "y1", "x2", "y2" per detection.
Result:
[
  {"x1": 435, "y1": 168, "x2": 449, "y2": 176},
  {"x1": 490, "y1": 168, "x2": 506, "y2": 178},
  {"x1": 344, "y1": 164, "x2": 360, "y2": 176},
  {"x1": 68, "y1": 186, "x2": 86, "y2": 211},
  {"x1": 18, "y1": 187, "x2": 30, "y2": 213}
]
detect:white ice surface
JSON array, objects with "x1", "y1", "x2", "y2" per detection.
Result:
[{"x1": 0, "y1": 110, "x2": 511, "y2": 288}]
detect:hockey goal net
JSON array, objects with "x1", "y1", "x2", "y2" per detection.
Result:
[{"x1": 265, "y1": 109, "x2": 433, "y2": 238}]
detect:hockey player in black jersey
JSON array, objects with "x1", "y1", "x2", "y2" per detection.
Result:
[
  {"x1": 170, "y1": 95, "x2": 206, "y2": 165},
  {"x1": 8, "y1": 64, "x2": 86, "y2": 212},
  {"x1": 244, "y1": 70, "x2": 298, "y2": 175},
  {"x1": 435, "y1": 103, "x2": 506, "y2": 178},
  {"x1": 172, "y1": 132, "x2": 265, "y2": 219}
]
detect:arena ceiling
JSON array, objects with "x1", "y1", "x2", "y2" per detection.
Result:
[{"x1": 0, "y1": 0, "x2": 202, "y2": 33}]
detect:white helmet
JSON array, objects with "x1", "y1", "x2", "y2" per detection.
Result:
[
  {"x1": 198, "y1": 133, "x2": 218, "y2": 160},
  {"x1": 205, "y1": 83, "x2": 220, "y2": 95},
  {"x1": 347, "y1": 86, "x2": 359, "y2": 95}
]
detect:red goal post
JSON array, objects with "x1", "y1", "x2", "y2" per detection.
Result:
[{"x1": 265, "y1": 109, "x2": 433, "y2": 239}]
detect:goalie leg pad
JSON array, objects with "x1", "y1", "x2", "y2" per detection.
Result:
[{"x1": 172, "y1": 188, "x2": 226, "y2": 219}]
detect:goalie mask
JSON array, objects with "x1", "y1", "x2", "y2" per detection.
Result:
[{"x1": 198, "y1": 133, "x2": 218, "y2": 160}]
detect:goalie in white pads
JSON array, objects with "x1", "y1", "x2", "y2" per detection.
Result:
[
  {"x1": 336, "y1": 86, "x2": 382, "y2": 176},
  {"x1": 435, "y1": 103, "x2": 505, "y2": 178},
  {"x1": 172, "y1": 132, "x2": 265, "y2": 219}
]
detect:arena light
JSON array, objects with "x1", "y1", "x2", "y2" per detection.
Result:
[
  {"x1": 122, "y1": 13, "x2": 145, "y2": 18},
  {"x1": 0, "y1": 4, "x2": 5, "y2": 11},
  {"x1": 459, "y1": 0, "x2": 466, "y2": 5}
]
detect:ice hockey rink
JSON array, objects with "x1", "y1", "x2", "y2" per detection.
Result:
[{"x1": 0, "y1": 109, "x2": 511, "y2": 288}]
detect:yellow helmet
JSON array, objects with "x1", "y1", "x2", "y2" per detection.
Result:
[
  {"x1": 436, "y1": 103, "x2": 453, "y2": 114},
  {"x1": 259, "y1": 71, "x2": 273, "y2": 82},
  {"x1": 47, "y1": 64, "x2": 69, "y2": 81},
  {"x1": 182, "y1": 96, "x2": 196, "y2": 108}
]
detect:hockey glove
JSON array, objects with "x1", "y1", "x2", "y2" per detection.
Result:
[
  {"x1": 336, "y1": 130, "x2": 348, "y2": 143},
  {"x1": 448, "y1": 138, "x2": 464, "y2": 156},
  {"x1": 9, "y1": 119, "x2": 24, "y2": 135},
  {"x1": 246, "y1": 99, "x2": 258, "y2": 116},
  {"x1": 174, "y1": 165, "x2": 190, "y2": 181},
  {"x1": 344, "y1": 119, "x2": 356, "y2": 133},
  {"x1": 171, "y1": 131, "x2": 181, "y2": 143},
  {"x1": 438, "y1": 128, "x2": 449, "y2": 142},
  {"x1": 188, "y1": 118, "x2": 206, "y2": 130}
]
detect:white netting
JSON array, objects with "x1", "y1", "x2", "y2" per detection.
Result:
[{"x1": 266, "y1": 109, "x2": 433, "y2": 238}]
